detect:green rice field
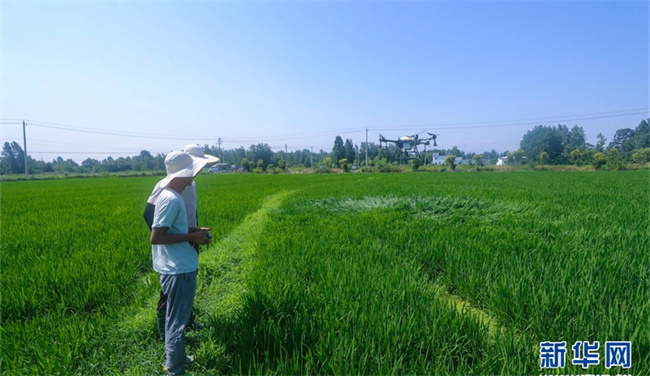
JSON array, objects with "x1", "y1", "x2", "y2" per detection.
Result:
[{"x1": 1, "y1": 171, "x2": 648, "y2": 375}]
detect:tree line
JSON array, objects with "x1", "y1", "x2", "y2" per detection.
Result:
[
  {"x1": 517, "y1": 119, "x2": 649, "y2": 169},
  {"x1": 1, "y1": 119, "x2": 648, "y2": 175},
  {"x1": 0, "y1": 148, "x2": 168, "y2": 175}
]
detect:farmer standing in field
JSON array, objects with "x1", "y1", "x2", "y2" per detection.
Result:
[
  {"x1": 150, "y1": 150, "x2": 212, "y2": 376},
  {"x1": 144, "y1": 144, "x2": 218, "y2": 341}
]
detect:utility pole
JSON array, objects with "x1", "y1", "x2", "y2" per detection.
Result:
[
  {"x1": 23, "y1": 120, "x2": 29, "y2": 178},
  {"x1": 310, "y1": 147, "x2": 313, "y2": 169},
  {"x1": 365, "y1": 128, "x2": 368, "y2": 167},
  {"x1": 217, "y1": 137, "x2": 222, "y2": 162}
]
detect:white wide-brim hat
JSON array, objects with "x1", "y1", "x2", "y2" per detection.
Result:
[
  {"x1": 160, "y1": 150, "x2": 210, "y2": 188},
  {"x1": 182, "y1": 144, "x2": 219, "y2": 164}
]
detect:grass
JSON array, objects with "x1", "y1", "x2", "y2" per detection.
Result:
[{"x1": 1, "y1": 171, "x2": 648, "y2": 375}]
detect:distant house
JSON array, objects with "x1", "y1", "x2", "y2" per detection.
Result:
[
  {"x1": 496, "y1": 157, "x2": 508, "y2": 166},
  {"x1": 431, "y1": 153, "x2": 465, "y2": 165},
  {"x1": 432, "y1": 153, "x2": 447, "y2": 165}
]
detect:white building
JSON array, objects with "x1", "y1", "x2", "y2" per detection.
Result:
[
  {"x1": 431, "y1": 153, "x2": 465, "y2": 165},
  {"x1": 432, "y1": 153, "x2": 447, "y2": 165}
]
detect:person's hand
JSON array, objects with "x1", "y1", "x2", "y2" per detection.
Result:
[
  {"x1": 190, "y1": 230, "x2": 211, "y2": 245},
  {"x1": 189, "y1": 227, "x2": 211, "y2": 233}
]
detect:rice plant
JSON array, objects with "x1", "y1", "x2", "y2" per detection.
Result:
[{"x1": 1, "y1": 171, "x2": 647, "y2": 375}]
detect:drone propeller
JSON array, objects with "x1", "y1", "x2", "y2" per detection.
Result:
[{"x1": 426, "y1": 133, "x2": 439, "y2": 147}]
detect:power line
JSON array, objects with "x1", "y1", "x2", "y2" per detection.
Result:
[
  {"x1": 1, "y1": 137, "x2": 152, "y2": 156},
  {"x1": 1, "y1": 108, "x2": 647, "y2": 160},
  {"x1": 28, "y1": 122, "x2": 203, "y2": 141},
  {"x1": 30, "y1": 151, "x2": 140, "y2": 155},
  {"x1": 216, "y1": 128, "x2": 368, "y2": 144},
  {"x1": 370, "y1": 109, "x2": 648, "y2": 131},
  {"x1": 26, "y1": 137, "x2": 147, "y2": 152},
  {"x1": 12, "y1": 120, "x2": 365, "y2": 145},
  {"x1": 3, "y1": 108, "x2": 646, "y2": 144}
]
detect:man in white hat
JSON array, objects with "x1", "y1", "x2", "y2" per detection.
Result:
[
  {"x1": 144, "y1": 145, "x2": 218, "y2": 342},
  {"x1": 150, "y1": 150, "x2": 212, "y2": 376},
  {"x1": 144, "y1": 144, "x2": 219, "y2": 231}
]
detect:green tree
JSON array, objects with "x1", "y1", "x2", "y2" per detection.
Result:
[
  {"x1": 240, "y1": 158, "x2": 251, "y2": 172},
  {"x1": 608, "y1": 128, "x2": 635, "y2": 154},
  {"x1": 593, "y1": 152, "x2": 606, "y2": 170},
  {"x1": 132, "y1": 150, "x2": 154, "y2": 171},
  {"x1": 560, "y1": 126, "x2": 587, "y2": 163},
  {"x1": 520, "y1": 125, "x2": 564, "y2": 164},
  {"x1": 606, "y1": 148, "x2": 626, "y2": 170},
  {"x1": 566, "y1": 126, "x2": 587, "y2": 151},
  {"x1": 603, "y1": 119, "x2": 650, "y2": 162},
  {"x1": 447, "y1": 146, "x2": 462, "y2": 157},
  {"x1": 1, "y1": 141, "x2": 25, "y2": 174},
  {"x1": 332, "y1": 136, "x2": 345, "y2": 167},
  {"x1": 632, "y1": 148, "x2": 650, "y2": 164},
  {"x1": 81, "y1": 158, "x2": 100, "y2": 172},
  {"x1": 630, "y1": 119, "x2": 650, "y2": 150},
  {"x1": 302, "y1": 149, "x2": 313, "y2": 168},
  {"x1": 595, "y1": 133, "x2": 607, "y2": 152},
  {"x1": 411, "y1": 158, "x2": 421, "y2": 171},
  {"x1": 513, "y1": 149, "x2": 526, "y2": 164},
  {"x1": 569, "y1": 149, "x2": 583, "y2": 166},
  {"x1": 444, "y1": 154, "x2": 456, "y2": 171},
  {"x1": 472, "y1": 154, "x2": 484, "y2": 166},
  {"x1": 224, "y1": 146, "x2": 246, "y2": 166},
  {"x1": 361, "y1": 142, "x2": 380, "y2": 163},
  {"x1": 483, "y1": 149, "x2": 499, "y2": 165},
  {"x1": 248, "y1": 144, "x2": 273, "y2": 168},
  {"x1": 152, "y1": 153, "x2": 166, "y2": 171},
  {"x1": 52, "y1": 157, "x2": 81, "y2": 173},
  {"x1": 539, "y1": 151, "x2": 549, "y2": 166},
  {"x1": 339, "y1": 158, "x2": 349, "y2": 172},
  {"x1": 344, "y1": 139, "x2": 356, "y2": 165},
  {"x1": 615, "y1": 119, "x2": 650, "y2": 158}
]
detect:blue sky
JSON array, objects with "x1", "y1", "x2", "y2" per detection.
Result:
[{"x1": 2, "y1": 1, "x2": 648, "y2": 163}]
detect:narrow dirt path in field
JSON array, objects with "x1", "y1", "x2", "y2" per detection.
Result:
[
  {"x1": 110, "y1": 191, "x2": 292, "y2": 375},
  {"x1": 196, "y1": 191, "x2": 292, "y2": 316}
]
